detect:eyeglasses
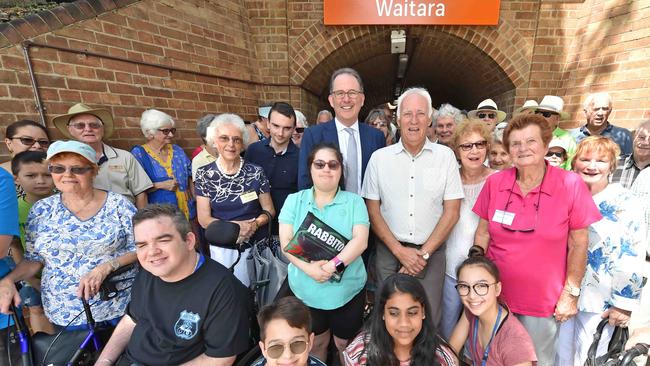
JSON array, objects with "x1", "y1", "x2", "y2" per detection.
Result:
[
  {"x1": 217, "y1": 135, "x2": 244, "y2": 145},
  {"x1": 11, "y1": 137, "x2": 50, "y2": 147},
  {"x1": 294, "y1": 127, "x2": 305, "y2": 133},
  {"x1": 68, "y1": 122, "x2": 103, "y2": 130},
  {"x1": 265, "y1": 340, "x2": 308, "y2": 359},
  {"x1": 500, "y1": 173, "x2": 544, "y2": 232},
  {"x1": 312, "y1": 159, "x2": 341, "y2": 170},
  {"x1": 455, "y1": 282, "x2": 498, "y2": 296},
  {"x1": 535, "y1": 111, "x2": 558, "y2": 118},
  {"x1": 459, "y1": 140, "x2": 488, "y2": 151},
  {"x1": 331, "y1": 90, "x2": 363, "y2": 100},
  {"x1": 371, "y1": 121, "x2": 388, "y2": 128},
  {"x1": 477, "y1": 113, "x2": 496, "y2": 119},
  {"x1": 545, "y1": 151, "x2": 564, "y2": 158},
  {"x1": 48, "y1": 164, "x2": 94, "y2": 175},
  {"x1": 158, "y1": 128, "x2": 177, "y2": 135}
]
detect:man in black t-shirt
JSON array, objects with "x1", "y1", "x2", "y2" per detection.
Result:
[{"x1": 97, "y1": 205, "x2": 250, "y2": 365}]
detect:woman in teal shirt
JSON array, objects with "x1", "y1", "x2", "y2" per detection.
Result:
[{"x1": 279, "y1": 143, "x2": 369, "y2": 364}]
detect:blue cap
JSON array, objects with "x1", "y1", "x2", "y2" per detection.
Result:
[
  {"x1": 46, "y1": 140, "x2": 98, "y2": 165},
  {"x1": 258, "y1": 106, "x2": 271, "y2": 119}
]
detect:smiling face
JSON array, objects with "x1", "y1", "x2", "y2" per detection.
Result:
[
  {"x1": 507, "y1": 124, "x2": 547, "y2": 169},
  {"x1": 633, "y1": 124, "x2": 650, "y2": 162},
  {"x1": 457, "y1": 264, "x2": 501, "y2": 318},
  {"x1": 398, "y1": 93, "x2": 431, "y2": 151},
  {"x1": 48, "y1": 154, "x2": 96, "y2": 194},
  {"x1": 213, "y1": 123, "x2": 244, "y2": 162},
  {"x1": 5, "y1": 125, "x2": 50, "y2": 156},
  {"x1": 488, "y1": 143, "x2": 512, "y2": 170},
  {"x1": 151, "y1": 123, "x2": 175, "y2": 146},
  {"x1": 134, "y1": 216, "x2": 196, "y2": 282},
  {"x1": 545, "y1": 146, "x2": 566, "y2": 167},
  {"x1": 435, "y1": 116, "x2": 456, "y2": 145},
  {"x1": 457, "y1": 131, "x2": 488, "y2": 170},
  {"x1": 328, "y1": 73, "x2": 365, "y2": 126},
  {"x1": 573, "y1": 149, "x2": 612, "y2": 190},
  {"x1": 383, "y1": 291, "x2": 425, "y2": 349},
  {"x1": 309, "y1": 148, "x2": 342, "y2": 192},
  {"x1": 259, "y1": 319, "x2": 313, "y2": 366}
]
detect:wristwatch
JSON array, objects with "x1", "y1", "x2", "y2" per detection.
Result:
[
  {"x1": 564, "y1": 284, "x2": 580, "y2": 297},
  {"x1": 421, "y1": 251, "x2": 430, "y2": 261}
]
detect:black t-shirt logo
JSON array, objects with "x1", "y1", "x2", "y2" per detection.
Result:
[{"x1": 174, "y1": 310, "x2": 201, "y2": 340}]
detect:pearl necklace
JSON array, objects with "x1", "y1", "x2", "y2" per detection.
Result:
[{"x1": 217, "y1": 157, "x2": 243, "y2": 177}]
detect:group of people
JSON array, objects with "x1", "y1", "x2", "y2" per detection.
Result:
[{"x1": 0, "y1": 65, "x2": 648, "y2": 366}]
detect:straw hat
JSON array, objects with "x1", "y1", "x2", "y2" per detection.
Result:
[
  {"x1": 52, "y1": 103, "x2": 114, "y2": 139},
  {"x1": 467, "y1": 99, "x2": 507, "y2": 122},
  {"x1": 536, "y1": 95, "x2": 570, "y2": 120},
  {"x1": 514, "y1": 100, "x2": 539, "y2": 114}
]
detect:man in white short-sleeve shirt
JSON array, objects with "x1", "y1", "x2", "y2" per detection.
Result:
[{"x1": 362, "y1": 87, "x2": 463, "y2": 327}]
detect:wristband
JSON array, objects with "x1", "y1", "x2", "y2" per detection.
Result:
[
  {"x1": 332, "y1": 256, "x2": 345, "y2": 273},
  {"x1": 96, "y1": 359, "x2": 113, "y2": 365},
  {"x1": 109, "y1": 258, "x2": 120, "y2": 271}
]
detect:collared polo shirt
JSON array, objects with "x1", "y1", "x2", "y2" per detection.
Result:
[
  {"x1": 278, "y1": 188, "x2": 368, "y2": 310},
  {"x1": 94, "y1": 144, "x2": 153, "y2": 203},
  {"x1": 472, "y1": 163, "x2": 601, "y2": 317},
  {"x1": 553, "y1": 127, "x2": 577, "y2": 170},
  {"x1": 611, "y1": 154, "x2": 645, "y2": 189},
  {"x1": 245, "y1": 139, "x2": 299, "y2": 234},
  {"x1": 362, "y1": 140, "x2": 464, "y2": 245},
  {"x1": 191, "y1": 148, "x2": 216, "y2": 181},
  {"x1": 577, "y1": 122, "x2": 633, "y2": 155}
]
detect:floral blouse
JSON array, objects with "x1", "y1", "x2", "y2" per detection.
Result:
[
  {"x1": 579, "y1": 183, "x2": 646, "y2": 313},
  {"x1": 25, "y1": 191, "x2": 136, "y2": 326}
]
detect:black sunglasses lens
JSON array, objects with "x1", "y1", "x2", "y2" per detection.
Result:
[{"x1": 295, "y1": 128, "x2": 305, "y2": 133}]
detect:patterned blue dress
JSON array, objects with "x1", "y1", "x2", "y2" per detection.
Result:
[{"x1": 24, "y1": 191, "x2": 137, "y2": 326}]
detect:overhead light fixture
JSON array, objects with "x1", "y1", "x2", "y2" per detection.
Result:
[
  {"x1": 390, "y1": 30, "x2": 406, "y2": 54},
  {"x1": 397, "y1": 54, "x2": 408, "y2": 78}
]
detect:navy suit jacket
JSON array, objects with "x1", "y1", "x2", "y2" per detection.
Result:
[{"x1": 298, "y1": 120, "x2": 386, "y2": 189}]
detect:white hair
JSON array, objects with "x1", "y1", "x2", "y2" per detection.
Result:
[
  {"x1": 432, "y1": 103, "x2": 463, "y2": 125},
  {"x1": 317, "y1": 110, "x2": 333, "y2": 120},
  {"x1": 396, "y1": 87, "x2": 433, "y2": 119},
  {"x1": 140, "y1": 109, "x2": 175, "y2": 138},
  {"x1": 206, "y1": 113, "x2": 249, "y2": 147},
  {"x1": 583, "y1": 92, "x2": 612, "y2": 111},
  {"x1": 295, "y1": 110, "x2": 307, "y2": 128}
]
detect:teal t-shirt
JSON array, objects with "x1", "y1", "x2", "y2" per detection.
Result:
[
  {"x1": 279, "y1": 188, "x2": 368, "y2": 310},
  {"x1": 553, "y1": 127, "x2": 577, "y2": 170}
]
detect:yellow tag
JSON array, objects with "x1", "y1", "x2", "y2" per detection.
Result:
[{"x1": 240, "y1": 190, "x2": 258, "y2": 204}]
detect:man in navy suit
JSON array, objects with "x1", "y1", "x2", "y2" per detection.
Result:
[{"x1": 298, "y1": 68, "x2": 385, "y2": 190}]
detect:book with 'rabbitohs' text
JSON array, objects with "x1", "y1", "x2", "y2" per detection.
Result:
[{"x1": 284, "y1": 212, "x2": 348, "y2": 282}]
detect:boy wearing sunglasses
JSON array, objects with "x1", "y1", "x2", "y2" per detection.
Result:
[
  {"x1": 254, "y1": 296, "x2": 326, "y2": 366},
  {"x1": 544, "y1": 138, "x2": 568, "y2": 168}
]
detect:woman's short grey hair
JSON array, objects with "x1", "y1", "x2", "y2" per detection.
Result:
[
  {"x1": 433, "y1": 103, "x2": 464, "y2": 125},
  {"x1": 295, "y1": 110, "x2": 308, "y2": 128},
  {"x1": 396, "y1": 87, "x2": 433, "y2": 119},
  {"x1": 196, "y1": 114, "x2": 216, "y2": 141},
  {"x1": 206, "y1": 113, "x2": 249, "y2": 147},
  {"x1": 140, "y1": 109, "x2": 175, "y2": 138}
]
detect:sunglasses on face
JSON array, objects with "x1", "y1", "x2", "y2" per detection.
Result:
[
  {"x1": 48, "y1": 164, "x2": 94, "y2": 175},
  {"x1": 158, "y1": 128, "x2": 177, "y2": 136},
  {"x1": 294, "y1": 127, "x2": 305, "y2": 133},
  {"x1": 545, "y1": 151, "x2": 564, "y2": 158},
  {"x1": 68, "y1": 122, "x2": 103, "y2": 130},
  {"x1": 458, "y1": 140, "x2": 488, "y2": 151},
  {"x1": 312, "y1": 159, "x2": 341, "y2": 170},
  {"x1": 455, "y1": 282, "x2": 497, "y2": 296},
  {"x1": 535, "y1": 111, "x2": 558, "y2": 118},
  {"x1": 477, "y1": 113, "x2": 496, "y2": 119},
  {"x1": 265, "y1": 340, "x2": 308, "y2": 359},
  {"x1": 11, "y1": 137, "x2": 50, "y2": 147}
]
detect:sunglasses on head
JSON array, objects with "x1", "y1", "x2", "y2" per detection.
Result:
[
  {"x1": 312, "y1": 159, "x2": 341, "y2": 170},
  {"x1": 295, "y1": 127, "x2": 305, "y2": 133},
  {"x1": 68, "y1": 122, "x2": 103, "y2": 130},
  {"x1": 158, "y1": 128, "x2": 177, "y2": 135},
  {"x1": 265, "y1": 340, "x2": 308, "y2": 359},
  {"x1": 535, "y1": 111, "x2": 558, "y2": 118},
  {"x1": 11, "y1": 137, "x2": 50, "y2": 147},
  {"x1": 477, "y1": 113, "x2": 496, "y2": 119},
  {"x1": 545, "y1": 151, "x2": 564, "y2": 158},
  {"x1": 48, "y1": 164, "x2": 94, "y2": 175}
]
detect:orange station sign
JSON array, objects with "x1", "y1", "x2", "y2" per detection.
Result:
[{"x1": 324, "y1": 0, "x2": 501, "y2": 26}]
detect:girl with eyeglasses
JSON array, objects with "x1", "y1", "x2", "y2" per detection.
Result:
[
  {"x1": 279, "y1": 143, "x2": 369, "y2": 364},
  {"x1": 344, "y1": 273, "x2": 458, "y2": 366},
  {"x1": 1, "y1": 119, "x2": 50, "y2": 180},
  {"x1": 449, "y1": 248, "x2": 536, "y2": 366}
]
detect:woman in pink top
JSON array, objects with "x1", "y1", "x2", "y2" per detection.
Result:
[
  {"x1": 449, "y1": 247, "x2": 537, "y2": 365},
  {"x1": 471, "y1": 114, "x2": 601, "y2": 366}
]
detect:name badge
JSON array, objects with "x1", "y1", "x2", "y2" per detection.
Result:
[
  {"x1": 108, "y1": 164, "x2": 126, "y2": 173},
  {"x1": 492, "y1": 210, "x2": 515, "y2": 226},
  {"x1": 240, "y1": 190, "x2": 258, "y2": 204}
]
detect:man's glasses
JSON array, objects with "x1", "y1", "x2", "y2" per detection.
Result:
[
  {"x1": 68, "y1": 122, "x2": 103, "y2": 130},
  {"x1": 458, "y1": 140, "x2": 488, "y2": 151},
  {"x1": 501, "y1": 174, "x2": 544, "y2": 232},
  {"x1": 545, "y1": 151, "x2": 564, "y2": 158},
  {"x1": 265, "y1": 340, "x2": 308, "y2": 359},
  {"x1": 455, "y1": 282, "x2": 497, "y2": 296},
  {"x1": 535, "y1": 111, "x2": 558, "y2": 118},
  {"x1": 331, "y1": 90, "x2": 363, "y2": 100},
  {"x1": 48, "y1": 165, "x2": 94, "y2": 175},
  {"x1": 477, "y1": 113, "x2": 496, "y2": 119},
  {"x1": 312, "y1": 159, "x2": 341, "y2": 170},
  {"x1": 11, "y1": 137, "x2": 50, "y2": 147},
  {"x1": 158, "y1": 128, "x2": 177, "y2": 135},
  {"x1": 217, "y1": 135, "x2": 243, "y2": 145}
]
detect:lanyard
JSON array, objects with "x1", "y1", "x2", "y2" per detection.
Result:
[{"x1": 472, "y1": 306, "x2": 502, "y2": 366}]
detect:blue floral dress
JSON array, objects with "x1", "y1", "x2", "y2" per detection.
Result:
[
  {"x1": 578, "y1": 183, "x2": 646, "y2": 313},
  {"x1": 24, "y1": 191, "x2": 137, "y2": 326}
]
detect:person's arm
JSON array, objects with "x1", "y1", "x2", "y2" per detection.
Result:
[
  {"x1": 134, "y1": 192, "x2": 148, "y2": 209},
  {"x1": 322, "y1": 223, "x2": 368, "y2": 275},
  {"x1": 77, "y1": 252, "x2": 138, "y2": 300},
  {"x1": 238, "y1": 192, "x2": 275, "y2": 240},
  {"x1": 197, "y1": 196, "x2": 216, "y2": 229},
  {"x1": 365, "y1": 198, "x2": 426, "y2": 274},
  {"x1": 554, "y1": 227, "x2": 588, "y2": 322},
  {"x1": 180, "y1": 354, "x2": 236, "y2": 366},
  {"x1": 419, "y1": 198, "x2": 461, "y2": 256},
  {"x1": 448, "y1": 311, "x2": 469, "y2": 355},
  {"x1": 0, "y1": 260, "x2": 43, "y2": 313},
  {"x1": 96, "y1": 314, "x2": 136, "y2": 365},
  {"x1": 279, "y1": 222, "x2": 330, "y2": 283},
  {"x1": 473, "y1": 218, "x2": 490, "y2": 251}
]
